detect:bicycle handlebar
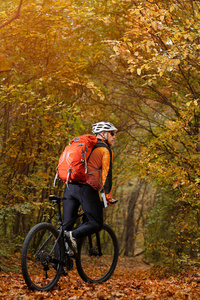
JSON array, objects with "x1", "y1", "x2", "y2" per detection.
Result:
[{"x1": 109, "y1": 199, "x2": 118, "y2": 205}]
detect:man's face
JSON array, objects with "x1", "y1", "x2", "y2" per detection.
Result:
[{"x1": 101, "y1": 131, "x2": 117, "y2": 146}]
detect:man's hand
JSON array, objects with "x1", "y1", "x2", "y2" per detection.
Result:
[{"x1": 107, "y1": 199, "x2": 118, "y2": 206}]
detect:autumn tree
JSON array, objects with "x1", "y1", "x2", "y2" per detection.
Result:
[
  {"x1": 103, "y1": 0, "x2": 200, "y2": 265},
  {"x1": 3, "y1": 0, "x2": 200, "y2": 266},
  {"x1": 0, "y1": 0, "x2": 131, "y2": 254}
]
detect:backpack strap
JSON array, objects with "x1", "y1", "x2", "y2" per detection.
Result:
[
  {"x1": 87, "y1": 139, "x2": 109, "y2": 173},
  {"x1": 87, "y1": 139, "x2": 111, "y2": 177},
  {"x1": 92, "y1": 139, "x2": 112, "y2": 195},
  {"x1": 89, "y1": 139, "x2": 110, "y2": 157},
  {"x1": 88, "y1": 168, "x2": 101, "y2": 175}
]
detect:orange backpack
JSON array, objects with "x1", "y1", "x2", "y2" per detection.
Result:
[{"x1": 55, "y1": 134, "x2": 98, "y2": 184}]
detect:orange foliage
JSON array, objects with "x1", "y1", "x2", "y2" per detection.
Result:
[{"x1": 1, "y1": 257, "x2": 200, "y2": 299}]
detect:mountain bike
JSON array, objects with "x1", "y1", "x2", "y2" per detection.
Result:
[{"x1": 21, "y1": 195, "x2": 119, "y2": 291}]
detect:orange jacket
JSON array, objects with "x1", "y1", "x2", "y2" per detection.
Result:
[{"x1": 87, "y1": 140, "x2": 113, "y2": 200}]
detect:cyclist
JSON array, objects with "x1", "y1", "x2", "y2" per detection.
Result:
[{"x1": 63, "y1": 121, "x2": 118, "y2": 254}]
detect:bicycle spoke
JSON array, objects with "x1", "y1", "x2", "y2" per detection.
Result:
[
  {"x1": 21, "y1": 223, "x2": 64, "y2": 291},
  {"x1": 76, "y1": 224, "x2": 118, "y2": 282}
]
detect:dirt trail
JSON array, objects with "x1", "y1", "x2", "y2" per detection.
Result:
[{"x1": 0, "y1": 256, "x2": 200, "y2": 299}]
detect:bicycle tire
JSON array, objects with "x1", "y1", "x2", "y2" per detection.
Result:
[
  {"x1": 21, "y1": 222, "x2": 64, "y2": 291},
  {"x1": 76, "y1": 223, "x2": 118, "y2": 283}
]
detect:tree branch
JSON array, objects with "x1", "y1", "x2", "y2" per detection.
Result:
[{"x1": 0, "y1": 0, "x2": 23, "y2": 29}]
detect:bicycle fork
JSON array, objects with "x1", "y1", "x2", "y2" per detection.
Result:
[{"x1": 88, "y1": 232, "x2": 102, "y2": 256}]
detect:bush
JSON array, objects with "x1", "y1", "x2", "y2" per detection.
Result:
[{"x1": 144, "y1": 187, "x2": 200, "y2": 272}]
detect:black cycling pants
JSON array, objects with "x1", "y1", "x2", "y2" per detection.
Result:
[{"x1": 62, "y1": 183, "x2": 103, "y2": 240}]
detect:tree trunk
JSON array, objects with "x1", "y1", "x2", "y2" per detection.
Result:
[{"x1": 124, "y1": 180, "x2": 145, "y2": 256}]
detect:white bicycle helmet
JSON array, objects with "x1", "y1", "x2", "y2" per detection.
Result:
[{"x1": 92, "y1": 122, "x2": 118, "y2": 134}]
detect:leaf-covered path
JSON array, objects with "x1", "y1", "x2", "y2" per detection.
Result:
[{"x1": 1, "y1": 257, "x2": 200, "y2": 299}]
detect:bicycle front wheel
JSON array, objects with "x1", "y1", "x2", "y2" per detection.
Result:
[
  {"x1": 76, "y1": 224, "x2": 118, "y2": 283},
  {"x1": 21, "y1": 222, "x2": 64, "y2": 291}
]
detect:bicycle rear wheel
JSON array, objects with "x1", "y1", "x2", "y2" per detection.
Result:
[
  {"x1": 21, "y1": 222, "x2": 64, "y2": 291},
  {"x1": 76, "y1": 224, "x2": 118, "y2": 283}
]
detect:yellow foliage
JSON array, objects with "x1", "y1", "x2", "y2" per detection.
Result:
[{"x1": 0, "y1": 54, "x2": 12, "y2": 72}]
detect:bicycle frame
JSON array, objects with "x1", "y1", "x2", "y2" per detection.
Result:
[
  {"x1": 49, "y1": 195, "x2": 103, "y2": 262},
  {"x1": 21, "y1": 195, "x2": 118, "y2": 291}
]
